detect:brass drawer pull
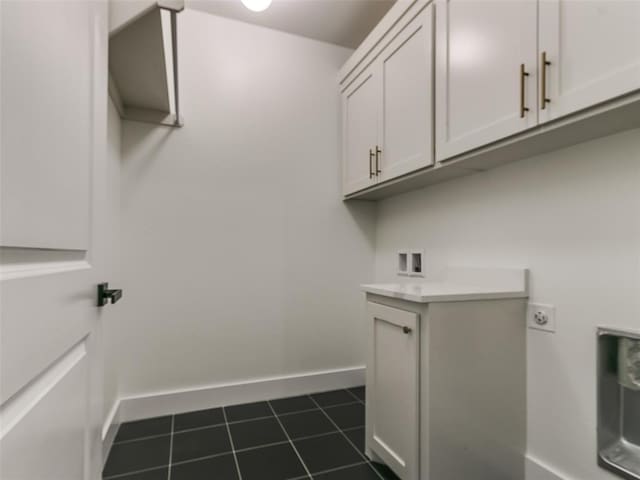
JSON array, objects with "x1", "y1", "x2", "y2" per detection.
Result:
[
  {"x1": 520, "y1": 63, "x2": 530, "y2": 118},
  {"x1": 541, "y1": 51, "x2": 551, "y2": 109},
  {"x1": 369, "y1": 149, "x2": 375, "y2": 178}
]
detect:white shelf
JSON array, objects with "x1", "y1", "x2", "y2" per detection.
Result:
[{"x1": 108, "y1": 1, "x2": 184, "y2": 127}]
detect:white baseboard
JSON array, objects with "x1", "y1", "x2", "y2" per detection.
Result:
[
  {"x1": 526, "y1": 455, "x2": 569, "y2": 480},
  {"x1": 116, "y1": 366, "x2": 365, "y2": 423},
  {"x1": 102, "y1": 399, "x2": 121, "y2": 466}
]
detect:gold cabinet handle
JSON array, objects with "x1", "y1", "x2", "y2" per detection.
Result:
[
  {"x1": 541, "y1": 51, "x2": 551, "y2": 109},
  {"x1": 520, "y1": 63, "x2": 530, "y2": 118},
  {"x1": 375, "y1": 146, "x2": 382, "y2": 175},
  {"x1": 369, "y1": 149, "x2": 375, "y2": 179}
]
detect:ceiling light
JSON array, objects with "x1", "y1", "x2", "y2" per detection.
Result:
[{"x1": 241, "y1": 0, "x2": 272, "y2": 12}]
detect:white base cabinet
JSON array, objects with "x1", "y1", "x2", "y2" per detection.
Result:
[
  {"x1": 367, "y1": 302, "x2": 420, "y2": 480},
  {"x1": 365, "y1": 293, "x2": 527, "y2": 480}
]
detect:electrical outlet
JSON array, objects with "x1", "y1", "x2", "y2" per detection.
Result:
[
  {"x1": 409, "y1": 250, "x2": 424, "y2": 277},
  {"x1": 397, "y1": 251, "x2": 409, "y2": 276},
  {"x1": 527, "y1": 303, "x2": 556, "y2": 332}
]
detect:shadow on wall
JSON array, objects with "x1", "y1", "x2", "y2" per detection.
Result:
[
  {"x1": 119, "y1": 121, "x2": 175, "y2": 207},
  {"x1": 344, "y1": 199, "x2": 377, "y2": 250}
]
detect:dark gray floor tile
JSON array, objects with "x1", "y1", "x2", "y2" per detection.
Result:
[
  {"x1": 348, "y1": 386, "x2": 366, "y2": 402},
  {"x1": 103, "y1": 436, "x2": 170, "y2": 477},
  {"x1": 236, "y1": 443, "x2": 306, "y2": 480},
  {"x1": 174, "y1": 407, "x2": 224, "y2": 432},
  {"x1": 229, "y1": 417, "x2": 287, "y2": 450},
  {"x1": 115, "y1": 416, "x2": 172, "y2": 442},
  {"x1": 293, "y1": 432, "x2": 362, "y2": 473},
  {"x1": 103, "y1": 466, "x2": 168, "y2": 480},
  {"x1": 171, "y1": 425, "x2": 231, "y2": 463},
  {"x1": 225, "y1": 401, "x2": 273, "y2": 422},
  {"x1": 371, "y1": 461, "x2": 401, "y2": 479},
  {"x1": 310, "y1": 390, "x2": 356, "y2": 407},
  {"x1": 171, "y1": 454, "x2": 239, "y2": 480},
  {"x1": 314, "y1": 463, "x2": 380, "y2": 479},
  {"x1": 270, "y1": 395, "x2": 316, "y2": 414},
  {"x1": 325, "y1": 402, "x2": 364, "y2": 429},
  {"x1": 278, "y1": 410, "x2": 336, "y2": 439},
  {"x1": 344, "y1": 427, "x2": 365, "y2": 453}
]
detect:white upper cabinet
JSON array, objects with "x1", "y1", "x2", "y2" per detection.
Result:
[
  {"x1": 341, "y1": 2, "x2": 434, "y2": 196},
  {"x1": 340, "y1": 0, "x2": 640, "y2": 199},
  {"x1": 342, "y1": 65, "x2": 379, "y2": 195},
  {"x1": 435, "y1": 0, "x2": 538, "y2": 161},
  {"x1": 378, "y1": 7, "x2": 434, "y2": 183},
  {"x1": 538, "y1": 0, "x2": 640, "y2": 123}
]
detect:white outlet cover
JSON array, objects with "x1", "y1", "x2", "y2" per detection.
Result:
[{"x1": 527, "y1": 303, "x2": 556, "y2": 332}]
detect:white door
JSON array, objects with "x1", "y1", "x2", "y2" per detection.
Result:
[
  {"x1": 0, "y1": 1, "x2": 112, "y2": 479},
  {"x1": 378, "y1": 5, "x2": 434, "y2": 183},
  {"x1": 435, "y1": 0, "x2": 538, "y2": 161},
  {"x1": 366, "y1": 302, "x2": 420, "y2": 480},
  {"x1": 342, "y1": 65, "x2": 379, "y2": 195},
  {"x1": 538, "y1": 0, "x2": 640, "y2": 123}
]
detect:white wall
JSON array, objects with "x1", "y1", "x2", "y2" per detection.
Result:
[
  {"x1": 115, "y1": 10, "x2": 376, "y2": 398},
  {"x1": 374, "y1": 129, "x2": 640, "y2": 480}
]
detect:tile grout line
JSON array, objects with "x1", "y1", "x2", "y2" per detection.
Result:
[
  {"x1": 112, "y1": 399, "x2": 364, "y2": 445},
  {"x1": 167, "y1": 415, "x2": 175, "y2": 480},
  {"x1": 112, "y1": 432, "x2": 172, "y2": 445},
  {"x1": 103, "y1": 465, "x2": 168, "y2": 480},
  {"x1": 292, "y1": 460, "x2": 370, "y2": 479},
  {"x1": 104, "y1": 425, "x2": 371, "y2": 479},
  {"x1": 222, "y1": 407, "x2": 244, "y2": 480},
  {"x1": 307, "y1": 394, "x2": 386, "y2": 480},
  {"x1": 111, "y1": 406, "x2": 365, "y2": 447},
  {"x1": 105, "y1": 390, "x2": 370, "y2": 480},
  {"x1": 344, "y1": 388, "x2": 365, "y2": 405},
  {"x1": 267, "y1": 400, "x2": 314, "y2": 480}
]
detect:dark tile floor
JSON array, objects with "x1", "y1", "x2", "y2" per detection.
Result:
[{"x1": 103, "y1": 386, "x2": 400, "y2": 480}]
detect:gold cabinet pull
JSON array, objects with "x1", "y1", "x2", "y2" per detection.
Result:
[
  {"x1": 375, "y1": 145, "x2": 382, "y2": 175},
  {"x1": 369, "y1": 149, "x2": 375, "y2": 179},
  {"x1": 520, "y1": 63, "x2": 530, "y2": 118},
  {"x1": 541, "y1": 51, "x2": 551, "y2": 109}
]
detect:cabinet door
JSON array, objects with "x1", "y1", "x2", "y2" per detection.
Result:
[
  {"x1": 539, "y1": 0, "x2": 640, "y2": 123},
  {"x1": 366, "y1": 302, "x2": 420, "y2": 480},
  {"x1": 342, "y1": 65, "x2": 379, "y2": 195},
  {"x1": 378, "y1": 5, "x2": 434, "y2": 182},
  {"x1": 435, "y1": 0, "x2": 538, "y2": 161}
]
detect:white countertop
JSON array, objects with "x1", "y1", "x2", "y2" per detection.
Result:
[{"x1": 361, "y1": 268, "x2": 529, "y2": 303}]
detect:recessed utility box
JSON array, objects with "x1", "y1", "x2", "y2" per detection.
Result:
[{"x1": 598, "y1": 327, "x2": 640, "y2": 480}]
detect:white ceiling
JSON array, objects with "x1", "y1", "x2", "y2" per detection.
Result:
[{"x1": 186, "y1": 0, "x2": 396, "y2": 49}]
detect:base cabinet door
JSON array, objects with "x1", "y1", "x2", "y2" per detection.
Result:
[
  {"x1": 341, "y1": 65, "x2": 379, "y2": 195},
  {"x1": 538, "y1": 0, "x2": 640, "y2": 123},
  {"x1": 378, "y1": 5, "x2": 434, "y2": 182},
  {"x1": 435, "y1": 0, "x2": 538, "y2": 161},
  {"x1": 366, "y1": 302, "x2": 420, "y2": 480}
]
